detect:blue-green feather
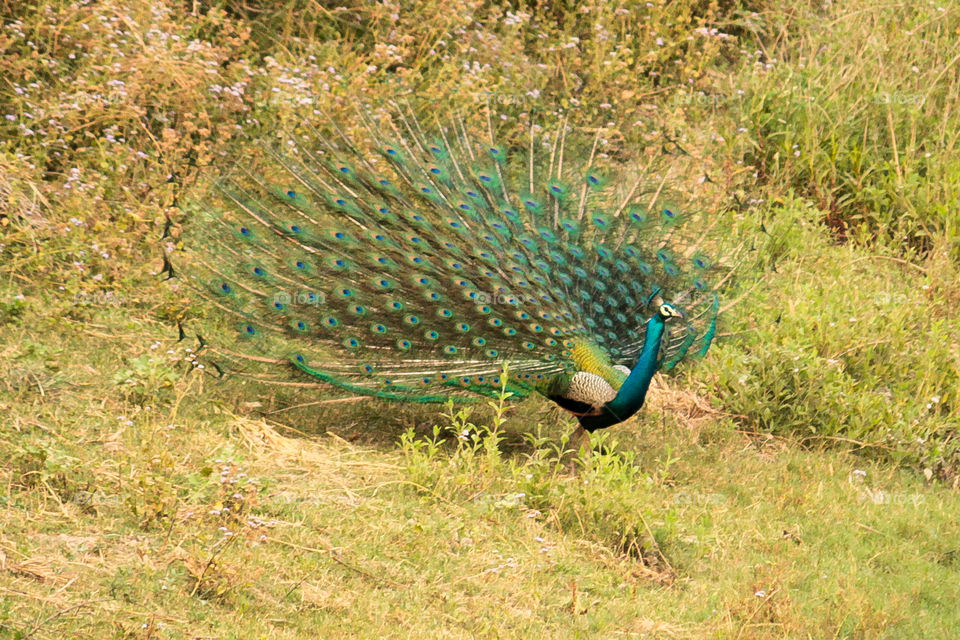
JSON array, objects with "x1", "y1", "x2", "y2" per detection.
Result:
[{"x1": 176, "y1": 106, "x2": 738, "y2": 427}]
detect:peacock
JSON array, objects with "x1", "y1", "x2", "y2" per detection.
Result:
[{"x1": 169, "y1": 102, "x2": 739, "y2": 448}]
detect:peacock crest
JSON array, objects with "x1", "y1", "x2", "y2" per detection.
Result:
[{"x1": 170, "y1": 102, "x2": 741, "y2": 432}]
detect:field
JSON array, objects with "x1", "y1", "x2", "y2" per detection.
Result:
[{"x1": 1, "y1": 0, "x2": 959, "y2": 638}]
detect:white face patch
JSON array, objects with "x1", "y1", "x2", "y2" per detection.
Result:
[{"x1": 659, "y1": 303, "x2": 680, "y2": 318}]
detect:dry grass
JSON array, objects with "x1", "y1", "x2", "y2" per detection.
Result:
[{"x1": 2, "y1": 0, "x2": 960, "y2": 637}]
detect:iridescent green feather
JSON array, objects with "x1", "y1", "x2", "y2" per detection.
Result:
[{"x1": 175, "y1": 105, "x2": 738, "y2": 408}]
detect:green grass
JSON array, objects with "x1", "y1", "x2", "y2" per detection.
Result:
[
  {"x1": 728, "y1": 3, "x2": 960, "y2": 257},
  {"x1": 2, "y1": 0, "x2": 959, "y2": 637},
  {"x1": 1, "y1": 319, "x2": 958, "y2": 638}
]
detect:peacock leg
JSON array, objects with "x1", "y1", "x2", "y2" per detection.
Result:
[
  {"x1": 569, "y1": 424, "x2": 592, "y2": 458},
  {"x1": 564, "y1": 424, "x2": 593, "y2": 473}
]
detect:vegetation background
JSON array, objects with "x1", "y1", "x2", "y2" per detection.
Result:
[{"x1": 1, "y1": 0, "x2": 958, "y2": 637}]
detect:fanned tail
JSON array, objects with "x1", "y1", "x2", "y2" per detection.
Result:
[{"x1": 173, "y1": 102, "x2": 737, "y2": 403}]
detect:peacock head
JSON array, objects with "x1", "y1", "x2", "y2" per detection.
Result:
[{"x1": 657, "y1": 302, "x2": 684, "y2": 321}]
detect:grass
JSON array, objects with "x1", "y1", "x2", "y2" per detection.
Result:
[
  {"x1": 727, "y1": 2, "x2": 960, "y2": 256},
  {"x1": 1, "y1": 322, "x2": 958, "y2": 638},
  {"x1": 2, "y1": 0, "x2": 960, "y2": 637}
]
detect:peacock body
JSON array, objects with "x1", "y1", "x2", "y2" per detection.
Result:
[{"x1": 173, "y1": 104, "x2": 737, "y2": 434}]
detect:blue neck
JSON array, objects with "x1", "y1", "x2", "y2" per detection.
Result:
[{"x1": 579, "y1": 315, "x2": 666, "y2": 431}]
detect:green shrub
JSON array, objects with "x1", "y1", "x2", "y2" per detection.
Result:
[{"x1": 701, "y1": 199, "x2": 960, "y2": 476}]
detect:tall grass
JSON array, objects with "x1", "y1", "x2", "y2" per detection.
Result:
[
  {"x1": 2, "y1": 0, "x2": 960, "y2": 637},
  {"x1": 727, "y1": 2, "x2": 960, "y2": 257}
]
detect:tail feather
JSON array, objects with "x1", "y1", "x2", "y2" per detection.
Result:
[{"x1": 175, "y1": 104, "x2": 736, "y2": 402}]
